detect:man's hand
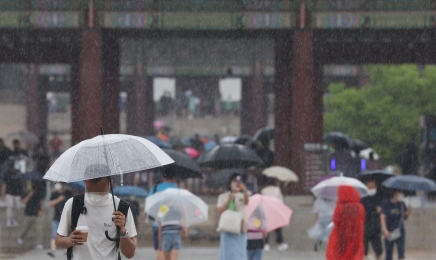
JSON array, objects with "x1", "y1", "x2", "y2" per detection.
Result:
[
  {"x1": 238, "y1": 182, "x2": 247, "y2": 192},
  {"x1": 383, "y1": 229, "x2": 390, "y2": 239},
  {"x1": 181, "y1": 226, "x2": 188, "y2": 238},
  {"x1": 113, "y1": 211, "x2": 126, "y2": 235},
  {"x1": 70, "y1": 230, "x2": 84, "y2": 246}
]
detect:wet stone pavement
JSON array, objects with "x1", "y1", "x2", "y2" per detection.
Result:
[{"x1": 2, "y1": 246, "x2": 435, "y2": 260}]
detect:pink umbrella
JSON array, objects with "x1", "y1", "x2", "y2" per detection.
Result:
[
  {"x1": 245, "y1": 194, "x2": 293, "y2": 232},
  {"x1": 153, "y1": 120, "x2": 165, "y2": 130},
  {"x1": 185, "y1": 147, "x2": 200, "y2": 159}
]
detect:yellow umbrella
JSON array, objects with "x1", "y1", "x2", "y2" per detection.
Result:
[{"x1": 262, "y1": 166, "x2": 299, "y2": 182}]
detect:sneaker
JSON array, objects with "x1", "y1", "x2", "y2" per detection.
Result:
[
  {"x1": 17, "y1": 238, "x2": 23, "y2": 245},
  {"x1": 47, "y1": 251, "x2": 55, "y2": 257},
  {"x1": 277, "y1": 243, "x2": 289, "y2": 251},
  {"x1": 12, "y1": 220, "x2": 19, "y2": 227},
  {"x1": 36, "y1": 244, "x2": 44, "y2": 250},
  {"x1": 264, "y1": 244, "x2": 271, "y2": 251}
]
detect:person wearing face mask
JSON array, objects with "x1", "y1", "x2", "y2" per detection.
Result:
[
  {"x1": 361, "y1": 180, "x2": 383, "y2": 260},
  {"x1": 217, "y1": 173, "x2": 249, "y2": 260},
  {"x1": 47, "y1": 182, "x2": 73, "y2": 257}
]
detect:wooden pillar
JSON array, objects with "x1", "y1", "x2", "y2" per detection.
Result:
[
  {"x1": 126, "y1": 83, "x2": 136, "y2": 135},
  {"x1": 250, "y1": 62, "x2": 267, "y2": 135},
  {"x1": 312, "y1": 63, "x2": 324, "y2": 143},
  {"x1": 78, "y1": 5, "x2": 103, "y2": 140},
  {"x1": 132, "y1": 62, "x2": 154, "y2": 137},
  {"x1": 143, "y1": 76, "x2": 155, "y2": 136},
  {"x1": 240, "y1": 77, "x2": 252, "y2": 135},
  {"x1": 70, "y1": 56, "x2": 81, "y2": 145},
  {"x1": 102, "y1": 33, "x2": 120, "y2": 135},
  {"x1": 27, "y1": 64, "x2": 40, "y2": 136}
]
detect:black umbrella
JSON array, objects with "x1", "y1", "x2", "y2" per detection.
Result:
[
  {"x1": 359, "y1": 170, "x2": 394, "y2": 184},
  {"x1": 349, "y1": 139, "x2": 368, "y2": 153},
  {"x1": 323, "y1": 132, "x2": 351, "y2": 149},
  {"x1": 12, "y1": 171, "x2": 43, "y2": 181},
  {"x1": 206, "y1": 168, "x2": 244, "y2": 189},
  {"x1": 198, "y1": 144, "x2": 264, "y2": 169},
  {"x1": 234, "y1": 135, "x2": 253, "y2": 145},
  {"x1": 162, "y1": 149, "x2": 202, "y2": 179},
  {"x1": 253, "y1": 126, "x2": 274, "y2": 143}
]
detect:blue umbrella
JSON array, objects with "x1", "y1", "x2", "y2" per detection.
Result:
[
  {"x1": 12, "y1": 171, "x2": 43, "y2": 181},
  {"x1": 144, "y1": 136, "x2": 172, "y2": 149},
  {"x1": 113, "y1": 185, "x2": 148, "y2": 198},
  {"x1": 68, "y1": 181, "x2": 85, "y2": 192},
  {"x1": 382, "y1": 175, "x2": 436, "y2": 191}
]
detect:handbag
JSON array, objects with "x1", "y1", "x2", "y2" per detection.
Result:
[
  {"x1": 386, "y1": 203, "x2": 404, "y2": 242},
  {"x1": 217, "y1": 198, "x2": 243, "y2": 234}
]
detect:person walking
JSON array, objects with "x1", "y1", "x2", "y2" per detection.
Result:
[
  {"x1": 217, "y1": 173, "x2": 249, "y2": 260},
  {"x1": 0, "y1": 138, "x2": 11, "y2": 165},
  {"x1": 55, "y1": 164, "x2": 137, "y2": 259},
  {"x1": 1, "y1": 157, "x2": 23, "y2": 227},
  {"x1": 361, "y1": 180, "x2": 383, "y2": 260},
  {"x1": 148, "y1": 170, "x2": 178, "y2": 260},
  {"x1": 261, "y1": 178, "x2": 288, "y2": 251},
  {"x1": 380, "y1": 189, "x2": 412, "y2": 260},
  {"x1": 157, "y1": 205, "x2": 188, "y2": 260},
  {"x1": 310, "y1": 197, "x2": 336, "y2": 251},
  {"x1": 47, "y1": 182, "x2": 73, "y2": 257},
  {"x1": 17, "y1": 181, "x2": 46, "y2": 249},
  {"x1": 326, "y1": 185, "x2": 365, "y2": 260}
]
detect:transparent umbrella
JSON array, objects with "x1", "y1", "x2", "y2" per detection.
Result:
[{"x1": 311, "y1": 175, "x2": 369, "y2": 200}]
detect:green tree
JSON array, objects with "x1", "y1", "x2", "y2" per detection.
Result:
[{"x1": 324, "y1": 65, "x2": 436, "y2": 164}]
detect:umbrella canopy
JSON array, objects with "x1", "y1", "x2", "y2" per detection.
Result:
[
  {"x1": 349, "y1": 139, "x2": 368, "y2": 152},
  {"x1": 5, "y1": 130, "x2": 39, "y2": 147},
  {"x1": 184, "y1": 147, "x2": 200, "y2": 159},
  {"x1": 253, "y1": 126, "x2": 274, "y2": 143},
  {"x1": 68, "y1": 181, "x2": 85, "y2": 192},
  {"x1": 12, "y1": 171, "x2": 43, "y2": 181},
  {"x1": 382, "y1": 175, "x2": 436, "y2": 191},
  {"x1": 359, "y1": 148, "x2": 380, "y2": 160},
  {"x1": 220, "y1": 136, "x2": 238, "y2": 144},
  {"x1": 113, "y1": 185, "x2": 148, "y2": 198},
  {"x1": 162, "y1": 149, "x2": 202, "y2": 179},
  {"x1": 153, "y1": 120, "x2": 165, "y2": 130},
  {"x1": 144, "y1": 136, "x2": 172, "y2": 149},
  {"x1": 245, "y1": 194, "x2": 293, "y2": 232},
  {"x1": 206, "y1": 168, "x2": 244, "y2": 189},
  {"x1": 43, "y1": 134, "x2": 174, "y2": 183},
  {"x1": 145, "y1": 188, "x2": 208, "y2": 227},
  {"x1": 359, "y1": 170, "x2": 394, "y2": 183},
  {"x1": 323, "y1": 132, "x2": 351, "y2": 149},
  {"x1": 262, "y1": 166, "x2": 299, "y2": 182},
  {"x1": 311, "y1": 175, "x2": 368, "y2": 200},
  {"x1": 234, "y1": 135, "x2": 253, "y2": 145},
  {"x1": 198, "y1": 144, "x2": 264, "y2": 169}
]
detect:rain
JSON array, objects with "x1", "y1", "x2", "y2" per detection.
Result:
[{"x1": 1, "y1": 1, "x2": 436, "y2": 260}]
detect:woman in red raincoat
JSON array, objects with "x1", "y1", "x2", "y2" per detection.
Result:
[{"x1": 326, "y1": 185, "x2": 365, "y2": 260}]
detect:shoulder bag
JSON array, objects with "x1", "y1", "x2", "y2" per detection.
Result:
[{"x1": 217, "y1": 197, "x2": 243, "y2": 234}]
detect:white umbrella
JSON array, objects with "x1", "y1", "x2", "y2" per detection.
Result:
[
  {"x1": 43, "y1": 134, "x2": 174, "y2": 183},
  {"x1": 220, "y1": 136, "x2": 238, "y2": 144},
  {"x1": 145, "y1": 188, "x2": 208, "y2": 227},
  {"x1": 359, "y1": 148, "x2": 379, "y2": 160},
  {"x1": 262, "y1": 166, "x2": 299, "y2": 182},
  {"x1": 311, "y1": 175, "x2": 368, "y2": 200}
]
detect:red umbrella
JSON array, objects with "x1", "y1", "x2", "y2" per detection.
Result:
[{"x1": 185, "y1": 147, "x2": 200, "y2": 159}]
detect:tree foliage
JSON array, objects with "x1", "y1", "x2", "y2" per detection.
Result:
[{"x1": 324, "y1": 65, "x2": 436, "y2": 164}]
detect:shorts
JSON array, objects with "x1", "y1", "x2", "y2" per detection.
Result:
[
  {"x1": 51, "y1": 220, "x2": 60, "y2": 239},
  {"x1": 161, "y1": 233, "x2": 182, "y2": 252}
]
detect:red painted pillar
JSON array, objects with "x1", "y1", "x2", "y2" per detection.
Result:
[
  {"x1": 78, "y1": 6, "x2": 103, "y2": 140},
  {"x1": 27, "y1": 64, "x2": 40, "y2": 136},
  {"x1": 251, "y1": 62, "x2": 267, "y2": 135},
  {"x1": 134, "y1": 63, "x2": 154, "y2": 136},
  {"x1": 274, "y1": 33, "x2": 293, "y2": 174},
  {"x1": 312, "y1": 63, "x2": 324, "y2": 143},
  {"x1": 102, "y1": 34, "x2": 120, "y2": 135},
  {"x1": 38, "y1": 83, "x2": 48, "y2": 138},
  {"x1": 70, "y1": 57, "x2": 81, "y2": 145},
  {"x1": 290, "y1": 31, "x2": 315, "y2": 194},
  {"x1": 240, "y1": 77, "x2": 252, "y2": 135}
]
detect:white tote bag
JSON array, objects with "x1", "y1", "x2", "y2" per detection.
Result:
[{"x1": 217, "y1": 209, "x2": 243, "y2": 234}]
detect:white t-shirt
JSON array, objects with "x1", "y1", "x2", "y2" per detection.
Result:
[
  {"x1": 261, "y1": 186, "x2": 283, "y2": 202},
  {"x1": 57, "y1": 193, "x2": 137, "y2": 260}
]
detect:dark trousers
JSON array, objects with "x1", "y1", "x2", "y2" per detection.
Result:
[
  {"x1": 384, "y1": 233, "x2": 405, "y2": 260},
  {"x1": 265, "y1": 228, "x2": 283, "y2": 244},
  {"x1": 364, "y1": 232, "x2": 383, "y2": 256}
]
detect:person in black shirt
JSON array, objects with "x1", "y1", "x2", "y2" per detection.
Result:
[
  {"x1": 361, "y1": 180, "x2": 382, "y2": 260},
  {"x1": 1, "y1": 157, "x2": 23, "y2": 227},
  {"x1": 17, "y1": 181, "x2": 46, "y2": 249},
  {"x1": 0, "y1": 138, "x2": 11, "y2": 166},
  {"x1": 12, "y1": 139, "x2": 28, "y2": 157},
  {"x1": 47, "y1": 182, "x2": 73, "y2": 257}
]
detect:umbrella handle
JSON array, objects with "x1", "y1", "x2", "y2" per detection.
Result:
[{"x1": 105, "y1": 226, "x2": 120, "y2": 241}]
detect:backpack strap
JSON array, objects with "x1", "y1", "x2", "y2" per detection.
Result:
[
  {"x1": 67, "y1": 194, "x2": 86, "y2": 260},
  {"x1": 116, "y1": 199, "x2": 130, "y2": 260}
]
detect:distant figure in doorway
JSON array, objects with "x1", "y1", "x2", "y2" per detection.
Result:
[{"x1": 50, "y1": 132, "x2": 63, "y2": 159}]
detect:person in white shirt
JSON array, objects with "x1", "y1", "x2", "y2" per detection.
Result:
[
  {"x1": 55, "y1": 165, "x2": 137, "y2": 259},
  {"x1": 261, "y1": 177, "x2": 288, "y2": 251}
]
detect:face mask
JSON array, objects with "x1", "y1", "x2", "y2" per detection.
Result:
[
  {"x1": 54, "y1": 183, "x2": 63, "y2": 191},
  {"x1": 87, "y1": 192, "x2": 109, "y2": 203},
  {"x1": 397, "y1": 193, "x2": 404, "y2": 201},
  {"x1": 367, "y1": 188, "x2": 377, "y2": 196}
]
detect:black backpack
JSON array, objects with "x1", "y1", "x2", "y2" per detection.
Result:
[{"x1": 67, "y1": 193, "x2": 130, "y2": 260}]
